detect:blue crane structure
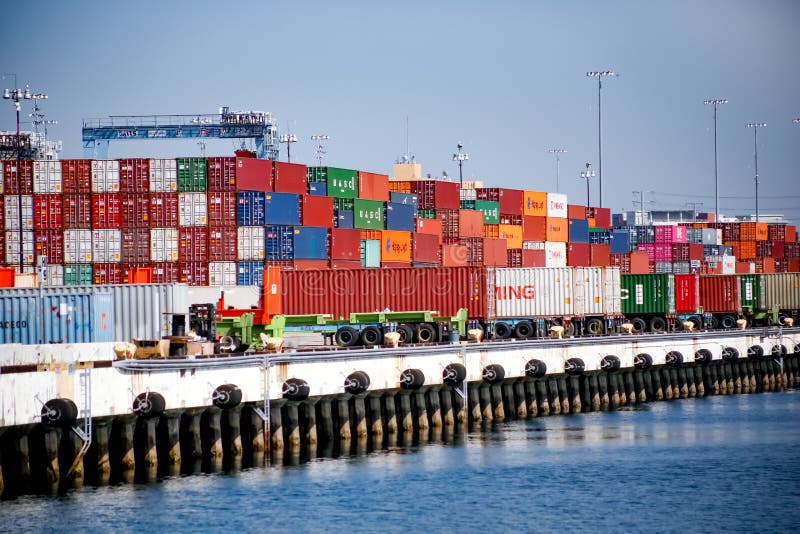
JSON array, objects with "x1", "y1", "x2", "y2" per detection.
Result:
[{"x1": 82, "y1": 107, "x2": 280, "y2": 159}]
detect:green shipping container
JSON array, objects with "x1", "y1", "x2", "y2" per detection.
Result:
[
  {"x1": 360, "y1": 239, "x2": 380, "y2": 268},
  {"x1": 354, "y1": 199, "x2": 385, "y2": 230},
  {"x1": 460, "y1": 200, "x2": 476, "y2": 210},
  {"x1": 307, "y1": 167, "x2": 357, "y2": 198},
  {"x1": 333, "y1": 198, "x2": 355, "y2": 212},
  {"x1": 177, "y1": 158, "x2": 208, "y2": 192},
  {"x1": 64, "y1": 264, "x2": 93, "y2": 286},
  {"x1": 740, "y1": 274, "x2": 759, "y2": 312},
  {"x1": 418, "y1": 209, "x2": 437, "y2": 220},
  {"x1": 620, "y1": 273, "x2": 675, "y2": 315},
  {"x1": 475, "y1": 200, "x2": 500, "y2": 225}
]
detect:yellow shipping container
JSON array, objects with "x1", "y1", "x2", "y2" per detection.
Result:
[
  {"x1": 498, "y1": 224, "x2": 523, "y2": 249},
  {"x1": 522, "y1": 190, "x2": 547, "y2": 216}
]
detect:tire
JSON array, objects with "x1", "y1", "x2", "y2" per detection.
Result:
[
  {"x1": 665, "y1": 351, "x2": 683, "y2": 367},
  {"x1": 219, "y1": 335, "x2": 242, "y2": 352},
  {"x1": 344, "y1": 371, "x2": 370, "y2": 394},
  {"x1": 41, "y1": 398, "x2": 78, "y2": 427},
  {"x1": 694, "y1": 349, "x2": 712, "y2": 364},
  {"x1": 282, "y1": 378, "x2": 310, "y2": 401},
  {"x1": 396, "y1": 324, "x2": 414, "y2": 344},
  {"x1": 708, "y1": 315, "x2": 719, "y2": 330},
  {"x1": 443, "y1": 363, "x2": 467, "y2": 387},
  {"x1": 585, "y1": 318, "x2": 605, "y2": 336},
  {"x1": 722, "y1": 347, "x2": 739, "y2": 361},
  {"x1": 565, "y1": 358, "x2": 585, "y2": 376},
  {"x1": 525, "y1": 359, "x2": 547, "y2": 378},
  {"x1": 634, "y1": 353, "x2": 653, "y2": 370},
  {"x1": 513, "y1": 321, "x2": 534, "y2": 339},
  {"x1": 482, "y1": 364, "x2": 505, "y2": 384},
  {"x1": 601, "y1": 355, "x2": 621, "y2": 372},
  {"x1": 494, "y1": 321, "x2": 512, "y2": 340},
  {"x1": 687, "y1": 317, "x2": 702, "y2": 331},
  {"x1": 648, "y1": 316, "x2": 667, "y2": 333},
  {"x1": 631, "y1": 317, "x2": 647, "y2": 334},
  {"x1": 399, "y1": 368, "x2": 425, "y2": 390},
  {"x1": 336, "y1": 326, "x2": 360, "y2": 347},
  {"x1": 360, "y1": 325, "x2": 383, "y2": 347},
  {"x1": 747, "y1": 345, "x2": 764, "y2": 359},
  {"x1": 720, "y1": 315, "x2": 737, "y2": 330},
  {"x1": 415, "y1": 323, "x2": 437, "y2": 343},
  {"x1": 132, "y1": 392, "x2": 165, "y2": 418},
  {"x1": 212, "y1": 384, "x2": 242, "y2": 410},
  {"x1": 771, "y1": 345, "x2": 787, "y2": 357}
]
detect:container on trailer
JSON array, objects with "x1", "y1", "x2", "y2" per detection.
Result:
[
  {"x1": 236, "y1": 191, "x2": 266, "y2": 226},
  {"x1": 358, "y1": 171, "x2": 389, "y2": 201},
  {"x1": 237, "y1": 226, "x2": 265, "y2": 261},
  {"x1": 149, "y1": 158, "x2": 178, "y2": 192},
  {"x1": 572, "y1": 266, "x2": 621, "y2": 317},
  {"x1": 119, "y1": 158, "x2": 150, "y2": 193},
  {"x1": 207, "y1": 191, "x2": 237, "y2": 226},
  {"x1": 620, "y1": 273, "x2": 675, "y2": 316},
  {"x1": 758, "y1": 273, "x2": 800, "y2": 312},
  {"x1": 178, "y1": 226, "x2": 209, "y2": 263},
  {"x1": 265, "y1": 192, "x2": 300, "y2": 225},
  {"x1": 674, "y1": 273, "x2": 699, "y2": 314},
  {"x1": 493, "y1": 267, "x2": 573, "y2": 318},
  {"x1": 293, "y1": 226, "x2": 328, "y2": 260},
  {"x1": 61, "y1": 159, "x2": 91, "y2": 193},
  {"x1": 385, "y1": 202, "x2": 415, "y2": 232},
  {"x1": 360, "y1": 239, "x2": 381, "y2": 268},
  {"x1": 91, "y1": 160, "x2": 120, "y2": 193},
  {"x1": 178, "y1": 192, "x2": 208, "y2": 226},
  {"x1": 209, "y1": 261, "x2": 237, "y2": 286},
  {"x1": 99, "y1": 283, "x2": 188, "y2": 341},
  {"x1": 177, "y1": 157, "x2": 207, "y2": 192},
  {"x1": 150, "y1": 228, "x2": 179, "y2": 262},
  {"x1": 699, "y1": 274, "x2": 740, "y2": 314},
  {"x1": 411, "y1": 180, "x2": 460, "y2": 210},
  {"x1": 207, "y1": 157, "x2": 236, "y2": 192},
  {"x1": 273, "y1": 161, "x2": 307, "y2": 194},
  {"x1": 354, "y1": 199, "x2": 385, "y2": 230},
  {"x1": 739, "y1": 274, "x2": 759, "y2": 311},
  {"x1": 301, "y1": 195, "x2": 334, "y2": 228},
  {"x1": 121, "y1": 227, "x2": 150, "y2": 263}
]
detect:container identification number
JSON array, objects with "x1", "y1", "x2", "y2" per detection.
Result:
[{"x1": 0, "y1": 320, "x2": 28, "y2": 329}]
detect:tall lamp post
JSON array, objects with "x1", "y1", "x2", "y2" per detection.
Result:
[
  {"x1": 453, "y1": 143, "x2": 469, "y2": 187},
  {"x1": 548, "y1": 148, "x2": 567, "y2": 192},
  {"x1": 279, "y1": 133, "x2": 297, "y2": 163},
  {"x1": 310, "y1": 134, "x2": 329, "y2": 166},
  {"x1": 745, "y1": 122, "x2": 766, "y2": 222},
  {"x1": 704, "y1": 99, "x2": 727, "y2": 221},
  {"x1": 586, "y1": 70, "x2": 617, "y2": 208},
  {"x1": 579, "y1": 162, "x2": 595, "y2": 206}
]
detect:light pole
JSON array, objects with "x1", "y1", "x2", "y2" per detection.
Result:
[
  {"x1": 586, "y1": 70, "x2": 617, "y2": 208},
  {"x1": 453, "y1": 143, "x2": 469, "y2": 187},
  {"x1": 310, "y1": 134, "x2": 329, "y2": 166},
  {"x1": 279, "y1": 133, "x2": 297, "y2": 163},
  {"x1": 704, "y1": 99, "x2": 727, "y2": 221},
  {"x1": 548, "y1": 148, "x2": 567, "y2": 192},
  {"x1": 579, "y1": 162, "x2": 595, "y2": 206},
  {"x1": 745, "y1": 122, "x2": 766, "y2": 222}
]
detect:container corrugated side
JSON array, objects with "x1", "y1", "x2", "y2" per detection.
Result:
[
  {"x1": 758, "y1": 273, "x2": 800, "y2": 312},
  {"x1": 698, "y1": 274, "x2": 740, "y2": 314},
  {"x1": 493, "y1": 267, "x2": 573, "y2": 318},
  {"x1": 739, "y1": 274, "x2": 759, "y2": 311},
  {"x1": 621, "y1": 273, "x2": 675, "y2": 315},
  {"x1": 102, "y1": 283, "x2": 188, "y2": 341},
  {"x1": 572, "y1": 266, "x2": 617, "y2": 317}
]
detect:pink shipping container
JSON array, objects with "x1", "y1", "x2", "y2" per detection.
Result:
[
  {"x1": 273, "y1": 162, "x2": 307, "y2": 194},
  {"x1": 476, "y1": 188, "x2": 523, "y2": 215},
  {"x1": 208, "y1": 227, "x2": 237, "y2": 262},
  {"x1": 179, "y1": 261, "x2": 209, "y2": 286},
  {"x1": 149, "y1": 193, "x2": 179, "y2": 227},
  {"x1": 235, "y1": 157, "x2": 272, "y2": 192},
  {"x1": 207, "y1": 192, "x2": 237, "y2": 226},
  {"x1": 33, "y1": 194, "x2": 63, "y2": 230},
  {"x1": 357, "y1": 171, "x2": 390, "y2": 202},
  {"x1": 120, "y1": 193, "x2": 150, "y2": 228},
  {"x1": 301, "y1": 195, "x2": 335, "y2": 228},
  {"x1": 61, "y1": 159, "x2": 92, "y2": 193},
  {"x1": 179, "y1": 227, "x2": 209, "y2": 263},
  {"x1": 654, "y1": 243, "x2": 673, "y2": 262},
  {"x1": 413, "y1": 232, "x2": 440, "y2": 264},
  {"x1": 118, "y1": 158, "x2": 150, "y2": 192},
  {"x1": 63, "y1": 194, "x2": 92, "y2": 229},
  {"x1": 92, "y1": 193, "x2": 122, "y2": 228},
  {"x1": 207, "y1": 157, "x2": 236, "y2": 192},
  {"x1": 121, "y1": 227, "x2": 150, "y2": 263},
  {"x1": 410, "y1": 180, "x2": 460, "y2": 210},
  {"x1": 34, "y1": 229, "x2": 64, "y2": 264}
]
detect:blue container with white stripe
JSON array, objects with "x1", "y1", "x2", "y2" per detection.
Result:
[
  {"x1": 237, "y1": 261, "x2": 265, "y2": 285},
  {"x1": 307, "y1": 182, "x2": 327, "y2": 196},
  {"x1": 265, "y1": 225, "x2": 295, "y2": 260},
  {"x1": 265, "y1": 192, "x2": 300, "y2": 225},
  {"x1": 385, "y1": 202, "x2": 415, "y2": 232},
  {"x1": 293, "y1": 226, "x2": 329, "y2": 259},
  {"x1": 236, "y1": 191, "x2": 266, "y2": 226},
  {"x1": 389, "y1": 192, "x2": 418, "y2": 216},
  {"x1": 335, "y1": 210, "x2": 354, "y2": 229}
]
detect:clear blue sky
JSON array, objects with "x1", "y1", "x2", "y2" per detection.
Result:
[{"x1": 2, "y1": 1, "x2": 798, "y2": 224}]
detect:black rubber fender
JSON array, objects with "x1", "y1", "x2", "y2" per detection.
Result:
[
  {"x1": 564, "y1": 358, "x2": 585, "y2": 376},
  {"x1": 360, "y1": 325, "x2": 383, "y2": 347},
  {"x1": 344, "y1": 371, "x2": 370, "y2": 394},
  {"x1": 415, "y1": 323, "x2": 437, "y2": 343},
  {"x1": 493, "y1": 321, "x2": 512, "y2": 340},
  {"x1": 482, "y1": 364, "x2": 505, "y2": 384},
  {"x1": 399, "y1": 368, "x2": 425, "y2": 390},
  {"x1": 212, "y1": 384, "x2": 242, "y2": 410},
  {"x1": 771, "y1": 344, "x2": 788, "y2": 357},
  {"x1": 513, "y1": 321, "x2": 534, "y2": 339},
  {"x1": 600, "y1": 355, "x2": 621, "y2": 372},
  {"x1": 336, "y1": 326, "x2": 360, "y2": 347},
  {"x1": 282, "y1": 378, "x2": 310, "y2": 401},
  {"x1": 634, "y1": 353, "x2": 653, "y2": 370},
  {"x1": 747, "y1": 345, "x2": 764, "y2": 359},
  {"x1": 694, "y1": 349, "x2": 712, "y2": 364},
  {"x1": 395, "y1": 324, "x2": 414, "y2": 344},
  {"x1": 525, "y1": 358, "x2": 547, "y2": 378},
  {"x1": 442, "y1": 363, "x2": 467, "y2": 386},
  {"x1": 665, "y1": 351, "x2": 683, "y2": 367},
  {"x1": 132, "y1": 392, "x2": 166, "y2": 418},
  {"x1": 40, "y1": 398, "x2": 78, "y2": 427},
  {"x1": 722, "y1": 347, "x2": 739, "y2": 361}
]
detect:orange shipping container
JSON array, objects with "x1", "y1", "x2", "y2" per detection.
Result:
[
  {"x1": 498, "y1": 224, "x2": 523, "y2": 249},
  {"x1": 736, "y1": 262, "x2": 753, "y2": 274},
  {"x1": 483, "y1": 224, "x2": 499, "y2": 239},
  {"x1": 545, "y1": 217, "x2": 568, "y2": 242},
  {"x1": 567, "y1": 205, "x2": 587, "y2": 220},
  {"x1": 787, "y1": 225, "x2": 797, "y2": 243},
  {"x1": 590, "y1": 244, "x2": 611, "y2": 266},
  {"x1": 522, "y1": 215, "x2": 547, "y2": 241},
  {"x1": 630, "y1": 250, "x2": 650, "y2": 274},
  {"x1": 388, "y1": 181, "x2": 411, "y2": 193},
  {"x1": 358, "y1": 171, "x2": 389, "y2": 201},
  {"x1": 755, "y1": 222, "x2": 768, "y2": 241},
  {"x1": 522, "y1": 191, "x2": 547, "y2": 216},
  {"x1": 381, "y1": 230, "x2": 412, "y2": 262},
  {"x1": 459, "y1": 209, "x2": 484, "y2": 238},
  {"x1": 441, "y1": 244, "x2": 468, "y2": 266},
  {"x1": 414, "y1": 218, "x2": 442, "y2": 241},
  {"x1": 738, "y1": 240, "x2": 757, "y2": 260}
]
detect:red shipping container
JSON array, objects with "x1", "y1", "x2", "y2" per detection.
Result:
[
  {"x1": 522, "y1": 249, "x2": 546, "y2": 267},
  {"x1": 293, "y1": 260, "x2": 330, "y2": 271},
  {"x1": 207, "y1": 192, "x2": 237, "y2": 226},
  {"x1": 273, "y1": 161, "x2": 308, "y2": 194},
  {"x1": 118, "y1": 158, "x2": 150, "y2": 193},
  {"x1": 415, "y1": 218, "x2": 443, "y2": 241},
  {"x1": 589, "y1": 244, "x2": 610, "y2": 266},
  {"x1": 689, "y1": 244, "x2": 704, "y2": 262},
  {"x1": 441, "y1": 244, "x2": 469, "y2": 267},
  {"x1": 179, "y1": 261, "x2": 209, "y2": 286},
  {"x1": 756, "y1": 241, "x2": 772, "y2": 258},
  {"x1": 34, "y1": 229, "x2": 64, "y2": 264},
  {"x1": 567, "y1": 243, "x2": 590, "y2": 266},
  {"x1": 357, "y1": 171, "x2": 389, "y2": 201},
  {"x1": 738, "y1": 240, "x2": 757, "y2": 260},
  {"x1": 672, "y1": 243, "x2": 689, "y2": 262},
  {"x1": 610, "y1": 253, "x2": 630, "y2": 272},
  {"x1": 121, "y1": 228, "x2": 150, "y2": 263},
  {"x1": 330, "y1": 228, "x2": 361, "y2": 260},
  {"x1": 120, "y1": 193, "x2": 150, "y2": 228},
  {"x1": 788, "y1": 259, "x2": 799, "y2": 272},
  {"x1": 3, "y1": 160, "x2": 33, "y2": 194},
  {"x1": 484, "y1": 238, "x2": 508, "y2": 266},
  {"x1": 499, "y1": 214, "x2": 523, "y2": 226},
  {"x1": 208, "y1": 227, "x2": 237, "y2": 262},
  {"x1": 768, "y1": 224, "x2": 786, "y2": 241},
  {"x1": 92, "y1": 193, "x2": 121, "y2": 228},
  {"x1": 522, "y1": 216, "x2": 547, "y2": 241},
  {"x1": 772, "y1": 241, "x2": 785, "y2": 259},
  {"x1": 459, "y1": 210, "x2": 484, "y2": 238},
  {"x1": 151, "y1": 262, "x2": 180, "y2": 283},
  {"x1": 436, "y1": 209, "x2": 460, "y2": 239},
  {"x1": 674, "y1": 274, "x2": 699, "y2": 314},
  {"x1": 179, "y1": 227, "x2": 209, "y2": 263},
  {"x1": 476, "y1": 188, "x2": 523, "y2": 215},
  {"x1": 699, "y1": 275, "x2": 739, "y2": 314},
  {"x1": 301, "y1": 195, "x2": 334, "y2": 228},
  {"x1": 61, "y1": 159, "x2": 92, "y2": 193},
  {"x1": 410, "y1": 181, "x2": 460, "y2": 210},
  {"x1": 207, "y1": 157, "x2": 237, "y2": 192},
  {"x1": 235, "y1": 157, "x2": 272, "y2": 192},
  {"x1": 785, "y1": 243, "x2": 799, "y2": 259},
  {"x1": 0, "y1": 196, "x2": 4, "y2": 230},
  {"x1": 593, "y1": 207, "x2": 611, "y2": 229},
  {"x1": 33, "y1": 194, "x2": 63, "y2": 230},
  {"x1": 567, "y1": 205, "x2": 587, "y2": 220},
  {"x1": 149, "y1": 193, "x2": 179, "y2": 227},
  {"x1": 93, "y1": 263, "x2": 124, "y2": 284},
  {"x1": 786, "y1": 226, "x2": 797, "y2": 243},
  {"x1": 330, "y1": 260, "x2": 362, "y2": 269},
  {"x1": 413, "y1": 233, "x2": 440, "y2": 264},
  {"x1": 63, "y1": 194, "x2": 92, "y2": 229},
  {"x1": 507, "y1": 249, "x2": 522, "y2": 268}
]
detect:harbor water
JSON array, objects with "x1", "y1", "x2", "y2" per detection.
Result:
[{"x1": 2, "y1": 391, "x2": 799, "y2": 532}]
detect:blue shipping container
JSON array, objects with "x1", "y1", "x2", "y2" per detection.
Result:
[
  {"x1": 293, "y1": 226, "x2": 329, "y2": 259},
  {"x1": 237, "y1": 261, "x2": 265, "y2": 286},
  {"x1": 610, "y1": 230, "x2": 632, "y2": 253},
  {"x1": 0, "y1": 287, "x2": 115, "y2": 344},
  {"x1": 635, "y1": 225, "x2": 655, "y2": 244},
  {"x1": 236, "y1": 191, "x2": 266, "y2": 226},
  {"x1": 265, "y1": 225, "x2": 295, "y2": 260},
  {"x1": 308, "y1": 182, "x2": 327, "y2": 196},
  {"x1": 389, "y1": 192, "x2": 418, "y2": 214},
  {"x1": 265, "y1": 192, "x2": 300, "y2": 225},
  {"x1": 568, "y1": 218, "x2": 589, "y2": 243},
  {"x1": 589, "y1": 230, "x2": 611, "y2": 245},
  {"x1": 385, "y1": 202, "x2": 415, "y2": 232},
  {"x1": 335, "y1": 210, "x2": 354, "y2": 229},
  {"x1": 360, "y1": 239, "x2": 380, "y2": 268}
]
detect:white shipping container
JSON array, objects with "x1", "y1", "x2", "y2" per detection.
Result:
[
  {"x1": 522, "y1": 241, "x2": 544, "y2": 250},
  {"x1": 4, "y1": 195, "x2": 34, "y2": 230},
  {"x1": 544, "y1": 241, "x2": 567, "y2": 267},
  {"x1": 701, "y1": 228, "x2": 722, "y2": 245},
  {"x1": 64, "y1": 229, "x2": 93, "y2": 263},
  {"x1": 721, "y1": 255, "x2": 736, "y2": 274},
  {"x1": 40, "y1": 264, "x2": 65, "y2": 286},
  {"x1": 573, "y1": 266, "x2": 621, "y2": 317},
  {"x1": 459, "y1": 188, "x2": 477, "y2": 201},
  {"x1": 237, "y1": 226, "x2": 265, "y2": 261},
  {"x1": 178, "y1": 192, "x2": 208, "y2": 226},
  {"x1": 150, "y1": 228, "x2": 179, "y2": 262},
  {"x1": 209, "y1": 262, "x2": 237, "y2": 286},
  {"x1": 0, "y1": 161, "x2": 3, "y2": 194},
  {"x1": 492, "y1": 267, "x2": 574, "y2": 318},
  {"x1": 149, "y1": 159, "x2": 178, "y2": 192},
  {"x1": 92, "y1": 229, "x2": 122, "y2": 263},
  {"x1": 91, "y1": 160, "x2": 120, "y2": 193},
  {"x1": 546, "y1": 193, "x2": 568, "y2": 218},
  {"x1": 5, "y1": 230, "x2": 35, "y2": 265},
  {"x1": 33, "y1": 160, "x2": 63, "y2": 193}
]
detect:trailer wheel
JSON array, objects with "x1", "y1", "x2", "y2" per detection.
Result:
[
  {"x1": 586, "y1": 318, "x2": 605, "y2": 336},
  {"x1": 648, "y1": 316, "x2": 667, "y2": 333},
  {"x1": 443, "y1": 363, "x2": 467, "y2": 386},
  {"x1": 360, "y1": 326, "x2": 383, "y2": 347},
  {"x1": 493, "y1": 321, "x2": 512, "y2": 339},
  {"x1": 396, "y1": 324, "x2": 414, "y2": 344},
  {"x1": 708, "y1": 315, "x2": 719, "y2": 329},
  {"x1": 336, "y1": 326, "x2": 360, "y2": 347},
  {"x1": 631, "y1": 317, "x2": 647, "y2": 334},
  {"x1": 720, "y1": 315, "x2": 737, "y2": 329},
  {"x1": 41, "y1": 398, "x2": 78, "y2": 427},
  {"x1": 415, "y1": 323, "x2": 437, "y2": 343},
  {"x1": 513, "y1": 321, "x2": 534, "y2": 339}
]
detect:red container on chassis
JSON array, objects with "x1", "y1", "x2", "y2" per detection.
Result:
[
  {"x1": 674, "y1": 273, "x2": 700, "y2": 314},
  {"x1": 34, "y1": 229, "x2": 64, "y2": 264},
  {"x1": 235, "y1": 157, "x2": 272, "y2": 192},
  {"x1": 179, "y1": 227, "x2": 209, "y2": 263},
  {"x1": 33, "y1": 194, "x2": 63, "y2": 230},
  {"x1": 410, "y1": 180, "x2": 460, "y2": 210},
  {"x1": 441, "y1": 244, "x2": 469, "y2": 266},
  {"x1": 698, "y1": 274, "x2": 740, "y2": 314},
  {"x1": 207, "y1": 192, "x2": 237, "y2": 226},
  {"x1": 93, "y1": 263, "x2": 124, "y2": 284},
  {"x1": 3, "y1": 160, "x2": 33, "y2": 194},
  {"x1": 330, "y1": 260, "x2": 362, "y2": 269},
  {"x1": 178, "y1": 261, "x2": 209, "y2": 286},
  {"x1": 63, "y1": 194, "x2": 92, "y2": 229},
  {"x1": 413, "y1": 232, "x2": 440, "y2": 264},
  {"x1": 118, "y1": 158, "x2": 150, "y2": 193},
  {"x1": 280, "y1": 266, "x2": 489, "y2": 319},
  {"x1": 91, "y1": 193, "x2": 121, "y2": 228},
  {"x1": 149, "y1": 193, "x2": 179, "y2": 227},
  {"x1": 293, "y1": 260, "x2": 330, "y2": 271},
  {"x1": 330, "y1": 228, "x2": 361, "y2": 260},
  {"x1": 357, "y1": 171, "x2": 390, "y2": 202},
  {"x1": 273, "y1": 161, "x2": 308, "y2": 194},
  {"x1": 567, "y1": 205, "x2": 587, "y2": 220},
  {"x1": 150, "y1": 262, "x2": 180, "y2": 283},
  {"x1": 459, "y1": 210, "x2": 484, "y2": 238},
  {"x1": 61, "y1": 160, "x2": 92, "y2": 193},
  {"x1": 522, "y1": 216, "x2": 547, "y2": 242},
  {"x1": 207, "y1": 157, "x2": 236, "y2": 192},
  {"x1": 300, "y1": 195, "x2": 334, "y2": 228},
  {"x1": 121, "y1": 228, "x2": 150, "y2": 263},
  {"x1": 567, "y1": 243, "x2": 590, "y2": 267},
  {"x1": 476, "y1": 188, "x2": 523, "y2": 215},
  {"x1": 120, "y1": 193, "x2": 150, "y2": 228},
  {"x1": 589, "y1": 244, "x2": 610, "y2": 266},
  {"x1": 436, "y1": 209, "x2": 460, "y2": 239},
  {"x1": 208, "y1": 227, "x2": 237, "y2": 262}
]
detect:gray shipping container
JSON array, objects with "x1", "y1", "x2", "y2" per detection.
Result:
[
  {"x1": 102, "y1": 283, "x2": 189, "y2": 341},
  {"x1": 759, "y1": 273, "x2": 800, "y2": 313}
]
